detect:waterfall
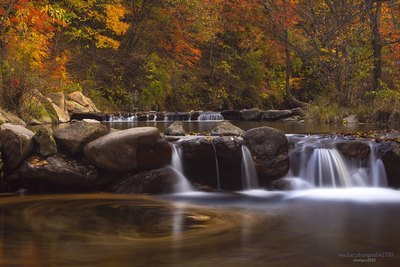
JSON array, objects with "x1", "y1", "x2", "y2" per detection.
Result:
[
  {"x1": 106, "y1": 113, "x2": 137, "y2": 122},
  {"x1": 241, "y1": 145, "x2": 259, "y2": 189},
  {"x1": 170, "y1": 144, "x2": 193, "y2": 193},
  {"x1": 198, "y1": 112, "x2": 224, "y2": 121},
  {"x1": 287, "y1": 136, "x2": 388, "y2": 189},
  {"x1": 211, "y1": 143, "x2": 221, "y2": 190}
]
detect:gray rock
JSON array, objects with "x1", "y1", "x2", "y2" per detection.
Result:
[
  {"x1": 33, "y1": 128, "x2": 57, "y2": 157},
  {"x1": 84, "y1": 127, "x2": 171, "y2": 173},
  {"x1": 47, "y1": 92, "x2": 66, "y2": 111},
  {"x1": 244, "y1": 127, "x2": 289, "y2": 183},
  {"x1": 111, "y1": 167, "x2": 179, "y2": 194},
  {"x1": 378, "y1": 141, "x2": 400, "y2": 187},
  {"x1": 54, "y1": 121, "x2": 108, "y2": 155},
  {"x1": 343, "y1": 114, "x2": 358, "y2": 124},
  {"x1": 19, "y1": 154, "x2": 98, "y2": 191},
  {"x1": 0, "y1": 109, "x2": 26, "y2": 126},
  {"x1": 68, "y1": 91, "x2": 90, "y2": 108},
  {"x1": 164, "y1": 121, "x2": 186, "y2": 136},
  {"x1": 240, "y1": 108, "x2": 261, "y2": 121},
  {"x1": 0, "y1": 123, "x2": 34, "y2": 170},
  {"x1": 262, "y1": 110, "x2": 292, "y2": 120},
  {"x1": 336, "y1": 141, "x2": 370, "y2": 159},
  {"x1": 210, "y1": 121, "x2": 245, "y2": 136}
]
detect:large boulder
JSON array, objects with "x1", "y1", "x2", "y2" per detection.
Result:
[
  {"x1": 262, "y1": 110, "x2": 292, "y2": 121},
  {"x1": 221, "y1": 110, "x2": 241, "y2": 121},
  {"x1": 54, "y1": 121, "x2": 108, "y2": 155},
  {"x1": 243, "y1": 127, "x2": 289, "y2": 184},
  {"x1": 378, "y1": 141, "x2": 400, "y2": 187},
  {"x1": 84, "y1": 127, "x2": 171, "y2": 173},
  {"x1": 33, "y1": 127, "x2": 58, "y2": 157},
  {"x1": 0, "y1": 123, "x2": 34, "y2": 170},
  {"x1": 47, "y1": 92, "x2": 66, "y2": 111},
  {"x1": 0, "y1": 109, "x2": 26, "y2": 126},
  {"x1": 336, "y1": 141, "x2": 370, "y2": 159},
  {"x1": 68, "y1": 91, "x2": 90, "y2": 108},
  {"x1": 210, "y1": 121, "x2": 245, "y2": 136},
  {"x1": 240, "y1": 108, "x2": 261, "y2": 121},
  {"x1": 164, "y1": 121, "x2": 186, "y2": 136},
  {"x1": 19, "y1": 154, "x2": 98, "y2": 192},
  {"x1": 111, "y1": 167, "x2": 179, "y2": 194},
  {"x1": 49, "y1": 101, "x2": 70, "y2": 123},
  {"x1": 66, "y1": 100, "x2": 91, "y2": 113}
]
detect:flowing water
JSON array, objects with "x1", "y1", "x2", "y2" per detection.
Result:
[
  {"x1": 241, "y1": 145, "x2": 259, "y2": 189},
  {"x1": 170, "y1": 144, "x2": 193, "y2": 193}
]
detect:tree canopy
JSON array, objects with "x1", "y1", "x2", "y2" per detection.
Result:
[{"x1": 0, "y1": 0, "x2": 399, "y2": 115}]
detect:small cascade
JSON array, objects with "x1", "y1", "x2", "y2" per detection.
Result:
[
  {"x1": 198, "y1": 112, "x2": 224, "y2": 121},
  {"x1": 287, "y1": 136, "x2": 388, "y2": 189},
  {"x1": 106, "y1": 113, "x2": 137, "y2": 122},
  {"x1": 211, "y1": 143, "x2": 221, "y2": 190},
  {"x1": 170, "y1": 144, "x2": 193, "y2": 193},
  {"x1": 241, "y1": 145, "x2": 259, "y2": 189}
]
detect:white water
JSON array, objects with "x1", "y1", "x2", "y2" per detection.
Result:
[
  {"x1": 287, "y1": 137, "x2": 388, "y2": 189},
  {"x1": 241, "y1": 145, "x2": 259, "y2": 189},
  {"x1": 170, "y1": 144, "x2": 193, "y2": 193},
  {"x1": 107, "y1": 114, "x2": 137, "y2": 122},
  {"x1": 198, "y1": 112, "x2": 224, "y2": 121}
]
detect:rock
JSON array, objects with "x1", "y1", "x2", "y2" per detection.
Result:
[
  {"x1": 33, "y1": 128, "x2": 57, "y2": 157},
  {"x1": 180, "y1": 138, "x2": 219, "y2": 188},
  {"x1": 221, "y1": 110, "x2": 241, "y2": 121},
  {"x1": 85, "y1": 97, "x2": 100, "y2": 113},
  {"x1": 244, "y1": 127, "x2": 289, "y2": 183},
  {"x1": 210, "y1": 121, "x2": 245, "y2": 136},
  {"x1": 165, "y1": 112, "x2": 189, "y2": 121},
  {"x1": 164, "y1": 121, "x2": 186, "y2": 136},
  {"x1": 54, "y1": 121, "x2": 109, "y2": 155},
  {"x1": 262, "y1": 110, "x2": 292, "y2": 121},
  {"x1": 283, "y1": 115, "x2": 301, "y2": 122},
  {"x1": 137, "y1": 115, "x2": 148, "y2": 121},
  {"x1": 111, "y1": 167, "x2": 179, "y2": 194},
  {"x1": 155, "y1": 112, "x2": 165, "y2": 121},
  {"x1": 270, "y1": 177, "x2": 312, "y2": 190},
  {"x1": 0, "y1": 109, "x2": 26, "y2": 126},
  {"x1": 26, "y1": 97, "x2": 53, "y2": 124},
  {"x1": 68, "y1": 91, "x2": 90, "y2": 108},
  {"x1": 336, "y1": 141, "x2": 370, "y2": 159},
  {"x1": 49, "y1": 101, "x2": 70, "y2": 123},
  {"x1": 84, "y1": 127, "x2": 171, "y2": 173},
  {"x1": 47, "y1": 92, "x2": 66, "y2": 111},
  {"x1": 378, "y1": 141, "x2": 400, "y2": 187},
  {"x1": 19, "y1": 154, "x2": 98, "y2": 192},
  {"x1": 70, "y1": 113, "x2": 106, "y2": 121},
  {"x1": 0, "y1": 124, "x2": 35, "y2": 170},
  {"x1": 291, "y1": 108, "x2": 305, "y2": 116},
  {"x1": 190, "y1": 111, "x2": 200, "y2": 121},
  {"x1": 82, "y1": 119, "x2": 101, "y2": 124},
  {"x1": 66, "y1": 100, "x2": 90, "y2": 113},
  {"x1": 343, "y1": 114, "x2": 358, "y2": 124},
  {"x1": 240, "y1": 108, "x2": 261, "y2": 121}
]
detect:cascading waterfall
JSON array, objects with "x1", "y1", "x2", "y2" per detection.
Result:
[
  {"x1": 198, "y1": 112, "x2": 224, "y2": 121},
  {"x1": 170, "y1": 144, "x2": 193, "y2": 193},
  {"x1": 287, "y1": 136, "x2": 388, "y2": 189},
  {"x1": 106, "y1": 113, "x2": 137, "y2": 122},
  {"x1": 241, "y1": 145, "x2": 259, "y2": 189}
]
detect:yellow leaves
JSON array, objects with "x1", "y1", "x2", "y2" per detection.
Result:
[
  {"x1": 104, "y1": 3, "x2": 129, "y2": 36},
  {"x1": 95, "y1": 33, "x2": 120, "y2": 50}
]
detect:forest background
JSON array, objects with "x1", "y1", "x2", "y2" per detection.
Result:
[{"x1": 0, "y1": 0, "x2": 399, "y2": 123}]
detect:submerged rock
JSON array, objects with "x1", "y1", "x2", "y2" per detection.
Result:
[
  {"x1": 164, "y1": 121, "x2": 186, "y2": 136},
  {"x1": 210, "y1": 121, "x2": 245, "y2": 136},
  {"x1": 84, "y1": 127, "x2": 171, "y2": 173},
  {"x1": 33, "y1": 127, "x2": 57, "y2": 157},
  {"x1": 54, "y1": 121, "x2": 108, "y2": 155},
  {"x1": 111, "y1": 167, "x2": 179, "y2": 194},
  {"x1": 0, "y1": 123, "x2": 35, "y2": 170},
  {"x1": 244, "y1": 127, "x2": 289, "y2": 184},
  {"x1": 19, "y1": 154, "x2": 98, "y2": 191}
]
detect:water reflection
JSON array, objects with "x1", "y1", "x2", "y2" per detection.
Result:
[{"x1": 0, "y1": 191, "x2": 399, "y2": 266}]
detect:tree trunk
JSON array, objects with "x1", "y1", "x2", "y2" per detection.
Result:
[{"x1": 370, "y1": 0, "x2": 382, "y2": 91}]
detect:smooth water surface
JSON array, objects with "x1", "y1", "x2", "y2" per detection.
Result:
[{"x1": 0, "y1": 191, "x2": 399, "y2": 266}]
